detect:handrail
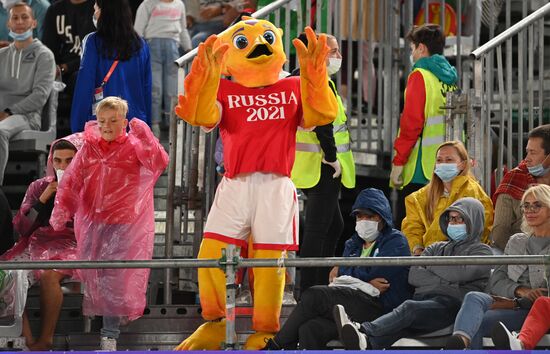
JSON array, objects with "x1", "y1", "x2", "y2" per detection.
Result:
[
  {"x1": 471, "y1": 1, "x2": 550, "y2": 59},
  {"x1": 174, "y1": 0, "x2": 292, "y2": 67},
  {"x1": 1, "y1": 255, "x2": 548, "y2": 270}
]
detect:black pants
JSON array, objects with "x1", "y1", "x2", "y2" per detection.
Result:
[
  {"x1": 274, "y1": 285, "x2": 384, "y2": 350},
  {"x1": 0, "y1": 188, "x2": 14, "y2": 255},
  {"x1": 394, "y1": 182, "x2": 424, "y2": 230},
  {"x1": 299, "y1": 163, "x2": 344, "y2": 293}
]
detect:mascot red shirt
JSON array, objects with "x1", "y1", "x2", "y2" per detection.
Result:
[{"x1": 174, "y1": 18, "x2": 338, "y2": 350}]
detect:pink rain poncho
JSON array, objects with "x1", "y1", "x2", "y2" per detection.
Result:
[
  {"x1": 50, "y1": 119, "x2": 168, "y2": 320},
  {"x1": 1, "y1": 133, "x2": 84, "y2": 281}
]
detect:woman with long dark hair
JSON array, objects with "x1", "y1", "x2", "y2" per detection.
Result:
[{"x1": 70, "y1": 0, "x2": 152, "y2": 133}]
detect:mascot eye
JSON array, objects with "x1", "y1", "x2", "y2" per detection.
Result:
[
  {"x1": 263, "y1": 30, "x2": 276, "y2": 44},
  {"x1": 233, "y1": 35, "x2": 249, "y2": 49}
]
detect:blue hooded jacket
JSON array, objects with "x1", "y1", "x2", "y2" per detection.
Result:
[{"x1": 338, "y1": 188, "x2": 412, "y2": 313}]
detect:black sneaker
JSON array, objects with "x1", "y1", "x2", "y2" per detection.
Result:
[
  {"x1": 491, "y1": 322, "x2": 523, "y2": 350},
  {"x1": 341, "y1": 323, "x2": 368, "y2": 350},
  {"x1": 333, "y1": 304, "x2": 359, "y2": 340},
  {"x1": 261, "y1": 338, "x2": 281, "y2": 350},
  {"x1": 445, "y1": 334, "x2": 467, "y2": 349}
]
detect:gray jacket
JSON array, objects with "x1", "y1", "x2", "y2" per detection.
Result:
[
  {"x1": 487, "y1": 232, "x2": 550, "y2": 298},
  {"x1": 0, "y1": 39, "x2": 55, "y2": 130},
  {"x1": 409, "y1": 197, "x2": 493, "y2": 301}
]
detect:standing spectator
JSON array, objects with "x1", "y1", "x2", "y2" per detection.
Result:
[
  {"x1": 492, "y1": 297, "x2": 550, "y2": 350},
  {"x1": 491, "y1": 124, "x2": 550, "y2": 251},
  {"x1": 390, "y1": 24, "x2": 458, "y2": 227},
  {"x1": 1, "y1": 134, "x2": 82, "y2": 351},
  {"x1": 335, "y1": 197, "x2": 492, "y2": 350},
  {"x1": 41, "y1": 1, "x2": 95, "y2": 98},
  {"x1": 70, "y1": 0, "x2": 152, "y2": 133},
  {"x1": 135, "y1": 0, "x2": 192, "y2": 136},
  {"x1": 402, "y1": 141, "x2": 493, "y2": 255},
  {"x1": 291, "y1": 32, "x2": 355, "y2": 294},
  {"x1": 445, "y1": 184, "x2": 550, "y2": 349},
  {"x1": 0, "y1": 0, "x2": 50, "y2": 46},
  {"x1": 51, "y1": 97, "x2": 168, "y2": 350},
  {"x1": 0, "y1": 2, "x2": 55, "y2": 185},
  {"x1": 263, "y1": 188, "x2": 411, "y2": 350}
]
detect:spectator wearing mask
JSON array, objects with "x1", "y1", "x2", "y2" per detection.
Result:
[
  {"x1": 0, "y1": 0, "x2": 50, "y2": 47},
  {"x1": 402, "y1": 140, "x2": 493, "y2": 255},
  {"x1": 491, "y1": 124, "x2": 550, "y2": 251},
  {"x1": 70, "y1": 0, "x2": 152, "y2": 132},
  {"x1": 0, "y1": 2, "x2": 55, "y2": 185},
  {"x1": 335, "y1": 197, "x2": 493, "y2": 350}
]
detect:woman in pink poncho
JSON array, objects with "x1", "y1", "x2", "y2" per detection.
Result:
[
  {"x1": 1, "y1": 133, "x2": 83, "y2": 350},
  {"x1": 50, "y1": 97, "x2": 168, "y2": 350}
]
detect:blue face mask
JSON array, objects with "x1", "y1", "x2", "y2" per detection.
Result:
[
  {"x1": 447, "y1": 224, "x2": 468, "y2": 242},
  {"x1": 434, "y1": 163, "x2": 460, "y2": 182},
  {"x1": 527, "y1": 163, "x2": 550, "y2": 177},
  {"x1": 8, "y1": 29, "x2": 32, "y2": 41}
]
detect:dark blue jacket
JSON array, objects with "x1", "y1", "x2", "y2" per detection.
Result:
[
  {"x1": 70, "y1": 32, "x2": 152, "y2": 132},
  {"x1": 338, "y1": 188, "x2": 412, "y2": 313}
]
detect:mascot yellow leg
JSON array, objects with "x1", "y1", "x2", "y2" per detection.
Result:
[
  {"x1": 174, "y1": 238, "x2": 228, "y2": 350},
  {"x1": 244, "y1": 249, "x2": 285, "y2": 350}
]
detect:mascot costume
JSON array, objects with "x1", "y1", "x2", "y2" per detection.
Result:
[{"x1": 174, "y1": 18, "x2": 338, "y2": 350}]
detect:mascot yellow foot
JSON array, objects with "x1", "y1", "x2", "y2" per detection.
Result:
[
  {"x1": 244, "y1": 332, "x2": 275, "y2": 350},
  {"x1": 174, "y1": 319, "x2": 226, "y2": 350}
]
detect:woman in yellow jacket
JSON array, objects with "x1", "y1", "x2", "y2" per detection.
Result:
[{"x1": 402, "y1": 140, "x2": 493, "y2": 255}]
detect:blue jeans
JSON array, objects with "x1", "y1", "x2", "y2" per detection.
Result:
[
  {"x1": 148, "y1": 38, "x2": 179, "y2": 125},
  {"x1": 189, "y1": 20, "x2": 226, "y2": 48},
  {"x1": 101, "y1": 316, "x2": 121, "y2": 339},
  {"x1": 361, "y1": 294, "x2": 462, "y2": 349},
  {"x1": 452, "y1": 291, "x2": 529, "y2": 349}
]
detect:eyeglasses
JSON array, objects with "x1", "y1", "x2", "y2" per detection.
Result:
[
  {"x1": 520, "y1": 202, "x2": 545, "y2": 213},
  {"x1": 446, "y1": 215, "x2": 464, "y2": 223}
]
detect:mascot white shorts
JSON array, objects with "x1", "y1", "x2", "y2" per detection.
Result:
[{"x1": 203, "y1": 172, "x2": 299, "y2": 251}]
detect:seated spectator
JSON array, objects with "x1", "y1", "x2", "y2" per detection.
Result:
[
  {"x1": 492, "y1": 297, "x2": 550, "y2": 350},
  {"x1": 402, "y1": 140, "x2": 493, "y2": 255},
  {"x1": 491, "y1": 124, "x2": 550, "y2": 251},
  {"x1": 0, "y1": 187, "x2": 14, "y2": 254},
  {"x1": 262, "y1": 188, "x2": 411, "y2": 350},
  {"x1": 70, "y1": 0, "x2": 152, "y2": 133},
  {"x1": 51, "y1": 97, "x2": 168, "y2": 350},
  {"x1": 134, "y1": 0, "x2": 192, "y2": 136},
  {"x1": 0, "y1": 2, "x2": 55, "y2": 185},
  {"x1": 444, "y1": 184, "x2": 550, "y2": 349},
  {"x1": 41, "y1": 0, "x2": 95, "y2": 128},
  {"x1": 1, "y1": 134, "x2": 82, "y2": 351},
  {"x1": 335, "y1": 197, "x2": 492, "y2": 350},
  {"x1": 0, "y1": 0, "x2": 50, "y2": 47}
]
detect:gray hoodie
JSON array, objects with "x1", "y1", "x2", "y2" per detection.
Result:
[
  {"x1": 0, "y1": 39, "x2": 55, "y2": 130},
  {"x1": 408, "y1": 197, "x2": 493, "y2": 301}
]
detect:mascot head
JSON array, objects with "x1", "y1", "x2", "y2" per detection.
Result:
[{"x1": 216, "y1": 17, "x2": 286, "y2": 88}]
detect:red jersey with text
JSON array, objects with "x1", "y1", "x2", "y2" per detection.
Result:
[{"x1": 217, "y1": 76, "x2": 303, "y2": 178}]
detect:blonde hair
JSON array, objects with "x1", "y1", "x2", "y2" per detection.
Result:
[
  {"x1": 425, "y1": 140, "x2": 473, "y2": 223},
  {"x1": 96, "y1": 96, "x2": 128, "y2": 118},
  {"x1": 520, "y1": 184, "x2": 550, "y2": 234}
]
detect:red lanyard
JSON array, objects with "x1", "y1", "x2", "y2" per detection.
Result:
[{"x1": 101, "y1": 60, "x2": 119, "y2": 87}]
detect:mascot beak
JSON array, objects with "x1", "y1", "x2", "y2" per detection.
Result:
[{"x1": 246, "y1": 35, "x2": 273, "y2": 60}]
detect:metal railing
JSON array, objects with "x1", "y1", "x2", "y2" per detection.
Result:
[
  {"x1": 468, "y1": 1, "x2": 550, "y2": 190},
  {"x1": 3, "y1": 253, "x2": 550, "y2": 348}
]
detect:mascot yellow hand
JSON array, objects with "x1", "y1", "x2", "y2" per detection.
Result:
[
  {"x1": 293, "y1": 27, "x2": 338, "y2": 128},
  {"x1": 174, "y1": 35, "x2": 229, "y2": 127}
]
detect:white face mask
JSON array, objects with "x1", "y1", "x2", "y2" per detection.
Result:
[
  {"x1": 0, "y1": 0, "x2": 18, "y2": 10},
  {"x1": 355, "y1": 220, "x2": 380, "y2": 242},
  {"x1": 56, "y1": 169, "x2": 64, "y2": 183},
  {"x1": 327, "y1": 57, "x2": 342, "y2": 75}
]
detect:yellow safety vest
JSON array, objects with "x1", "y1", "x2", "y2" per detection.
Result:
[
  {"x1": 291, "y1": 80, "x2": 355, "y2": 189},
  {"x1": 395, "y1": 68, "x2": 457, "y2": 189}
]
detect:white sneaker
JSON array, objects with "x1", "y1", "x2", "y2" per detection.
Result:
[
  {"x1": 333, "y1": 304, "x2": 361, "y2": 340},
  {"x1": 235, "y1": 289, "x2": 252, "y2": 305},
  {"x1": 282, "y1": 290, "x2": 297, "y2": 305},
  {"x1": 491, "y1": 321, "x2": 523, "y2": 350},
  {"x1": 100, "y1": 336, "x2": 117, "y2": 351},
  {"x1": 341, "y1": 322, "x2": 368, "y2": 350}
]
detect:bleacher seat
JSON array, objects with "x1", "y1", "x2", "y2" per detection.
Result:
[{"x1": 8, "y1": 89, "x2": 58, "y2": 178}]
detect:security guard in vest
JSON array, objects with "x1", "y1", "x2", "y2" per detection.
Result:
[
  {"x1": 290, "y1": 33, "x2": 355, "y2": 294},
  {"x1": 390, "y1": 24, "x2": 458, "y2": 228}
]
